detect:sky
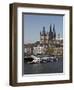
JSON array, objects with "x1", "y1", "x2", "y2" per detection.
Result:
[{"x1": 23, "y1": 14, "x2": 63, "y2": 44}]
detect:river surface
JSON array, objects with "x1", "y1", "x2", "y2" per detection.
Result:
[{"x1": 24, "y1": 58, "x2": 63, "y2": 74}]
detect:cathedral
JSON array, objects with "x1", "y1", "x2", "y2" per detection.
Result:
[{"x1": 40, "y1": 24, "x2": 56, "y2": 44}]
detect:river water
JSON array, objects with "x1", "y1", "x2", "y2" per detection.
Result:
[{"x1": 24, "y1": 59, "x2": 63, "y2": 74}]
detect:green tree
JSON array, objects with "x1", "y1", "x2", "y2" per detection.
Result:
[{"x1": 48, "y1": 48, "x2": 54, "y2": 55}]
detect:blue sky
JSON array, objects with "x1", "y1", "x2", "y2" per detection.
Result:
[{"x1": 23, "y1": 14, "x2": 63, "y2": 44}]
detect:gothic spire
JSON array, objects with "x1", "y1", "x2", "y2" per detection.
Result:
[
  {"x1": 53, "y1": 24, "x2": 56, "y2": 39},
  {"x1": 50, "y1": 24, "x2": 52, "y2": 32},
  {"x1": 53, "y1": 24, "x2": 55, "y2": 32},
  {"x1": 49, "y1": 24, "x2": 53, "y2": 40},
  {"x1": 43, "y1": 26, "x2": 46, "y2": 35}
]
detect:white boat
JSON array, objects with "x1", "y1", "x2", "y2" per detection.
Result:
[{"x1": 31, "y1": 55, "x2": 40, "y2": 63}]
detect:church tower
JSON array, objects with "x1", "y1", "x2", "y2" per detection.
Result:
[
  {"x1": 40, "y1": 24, "x2": 56, "y2": 44},
  {"x1": 53, "y1": 24, "x2": 56, "y2": 40},
  {"x1": 40, "y1": 26, "x2": 46, "y2": 44},
  {"x1": 49, "y1": 24, "x2": 53, "y2": 40}
]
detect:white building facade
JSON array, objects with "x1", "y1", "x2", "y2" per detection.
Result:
[{"x1": 33, "y1": 45, "x2": 45, "y2": 55}]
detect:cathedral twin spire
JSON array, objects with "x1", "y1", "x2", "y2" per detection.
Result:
[
  {"x1": 40, "y1": 24, "x2": 56, "y2": 40},
  {"x1": 49, "y1": 24, "x2": 56, "y2": 34},
  {"x1": 49, "y1": 24, "x2": 56, "y2": 40}
]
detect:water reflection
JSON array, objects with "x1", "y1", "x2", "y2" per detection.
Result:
[{"x1": 24, "y1": 59, "x2": 63, "y2": 74}]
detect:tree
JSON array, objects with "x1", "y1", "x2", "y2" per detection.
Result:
[{"x1": 48, "y1": 47, "x2": 54, "y2": 55}]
